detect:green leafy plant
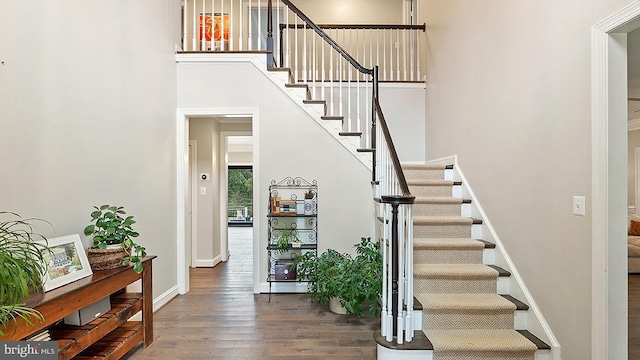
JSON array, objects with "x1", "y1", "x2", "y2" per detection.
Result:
[
  {"x1": 83, "y1": 205, "x2": 146, "y2": 273},
  {"x1": 0, "y1": 212, "x2": 50, "y2": 336},
  {"x1": 293, "y1": 237, "x2": 382, "y2": 316},
  {"x1": 275, "y1": 228, "x2": 300, "y2": 253}
]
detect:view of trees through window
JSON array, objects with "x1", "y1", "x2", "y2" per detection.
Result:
[{"x1": 228, "y1": 166, "x2": 253, "y2": 224}]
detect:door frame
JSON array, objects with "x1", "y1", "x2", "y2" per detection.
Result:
[
  {"x1": 220, "y1": 132, "x2": 253, "y2": 262},
  {"x1": 189, "y1": 140, "x2": 198, "y2": 267},
  {"x1": 591, "y1": 3, "x2": 640, "y2": 359},
  {"x1": 176, "y1": 108, "x2": 260, "y2": 295}
]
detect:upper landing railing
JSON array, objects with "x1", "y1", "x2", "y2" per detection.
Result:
[{"x1": 181, "y1": 0, "x2": 425, "y2": 82}]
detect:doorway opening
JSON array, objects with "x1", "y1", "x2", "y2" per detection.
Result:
[{"x1": 227, "y1": 165, "x2": 253, "y2": 227}]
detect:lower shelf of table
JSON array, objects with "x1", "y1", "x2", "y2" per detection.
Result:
[
  {"x1": 73, "y1": 321, "x2": 143, "y2": 360},
  {"x1": 49, "y1": 293, "x2": 144, "y2": 360}
]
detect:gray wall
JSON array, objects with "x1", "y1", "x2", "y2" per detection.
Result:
[
  {"x1": 420, "y1": 0, "x2": 631, "y2": 359},
  {"x1": 0, "y1": 1, "x2": 180, "y2": 305},
  {"x1": 177, "y1": 60, "x2": 376, "y2": 292}
]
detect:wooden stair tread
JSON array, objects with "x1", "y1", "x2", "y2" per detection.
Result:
[
  {"x1": 374, "y1": 330, "x2": 433, "y2": 351},
  {"x1": 357, "y1": 148, "x2": 375, "y2": 153},
  {"x1": 487, "y1": 264, "x2": 511, "y2": 277},
  {"x1": 339, "y1": 132, "x2": 362, "y2": 136},
  {"x1": 284, "y1": 83, "x2": 308, "y2": 88},
  {"x1": 516, "y1": 330, "x2": 551, "y2": 350},
  {"x1": 321, "y1": 116, "x2": 344, "y2": 121},
  {"x1": 500, "y1": 294, "x2": 529, "y2": 311},
  {"x1": 303, "y1": 99, "x2": 325, "y2": 104}
]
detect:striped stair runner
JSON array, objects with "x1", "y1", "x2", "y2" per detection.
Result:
[{"x1": 404, "y1": 164, "x2": 541, "y2": 360}]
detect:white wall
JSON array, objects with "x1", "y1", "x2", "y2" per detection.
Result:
[
  {"x1": 189, "y1": 118, "x2": 222, "y2": 265},
  {"x1": 0, "y1": 1, "x2": 180, "y2": 305},
  {"x1": 420, "y1": 1, "x2": 631, "y2": 359},
  {"x1": 177, "y1": 59, "x2": 376, "y2": 291}
]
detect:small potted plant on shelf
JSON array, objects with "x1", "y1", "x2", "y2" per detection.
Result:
[
  {"x1": 293, "y1": 237, "x2": 382, "y2": 316},
  {"x1": 0, "y1": 212, "x2": 51, "y2": 336},
  {"x1": 273, "y1": 228, "x2": 301, "y2": 259},
  {"x1": 83, "y1": 205, "x2": 146, "y2": 274}
]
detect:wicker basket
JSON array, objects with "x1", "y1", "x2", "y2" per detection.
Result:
[{"x1": 87, "y1": 246, "x2": 128, "y2": 271}]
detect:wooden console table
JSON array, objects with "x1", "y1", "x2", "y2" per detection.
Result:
[{"x1": 0, "y1": 256, "x2": 155, "y2": 360}]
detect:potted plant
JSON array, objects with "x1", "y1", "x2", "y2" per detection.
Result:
[
  {"x1": 83, "y1": 205, "x2": 146, "y2": 274},
  {"x1": 273, "y1": 228, "x2": 301, "y2": 259},
  {"x1": 0, "y1": 212, "x2": 50, "y2": 336},
  {"x1": 293, "y1": 237, "x2": 382, "y2": 316}
]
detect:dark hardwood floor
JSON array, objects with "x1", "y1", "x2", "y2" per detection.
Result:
[
  {"x1": 631, "y1": 274, "x2": 640, "y2": 360},
  {"x1": 123, "y1": 227, "x2": 379, "y2": 359}
]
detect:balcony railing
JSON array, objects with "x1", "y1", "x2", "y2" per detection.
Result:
[{"x1": 182, "y1": 0, "x2": 425, "y2": 82}]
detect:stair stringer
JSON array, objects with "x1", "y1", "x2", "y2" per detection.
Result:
[
  {"x1": 423, "y1": 155, "x2": 561, "y2": 360},
  {"x1": 175, "y1": 52, "x2": 373, "y2": 169}
]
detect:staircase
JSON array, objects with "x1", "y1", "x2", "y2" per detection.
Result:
[
  {"x1": 375, "y1": 164, "x2": 552, "y2": 360},
  {"x1": 180, "y1": 0, "x2": 558, "y2": 357}
]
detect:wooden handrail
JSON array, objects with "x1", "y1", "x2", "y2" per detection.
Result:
[
  {"x1": 279, "y1": 0, "x2": 373, "y2": 76},
  {"x1": 375, "y1": 98, "x2": 411, "y2": 197}
]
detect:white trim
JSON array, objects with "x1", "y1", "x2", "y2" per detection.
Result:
[
  {"x1": 195, "y1": 256, "x2": 221, "y2": 268},
  {"x1": 129, "y1": 285, "x2": 180, "y2": 321},
  {"x1": 220, "y1": 130, "x2": 253, "y2": 263},
  {"x1": 152, "y1": 285, "x2": 180, "y2": 312},
  {"x1": 177, "y1": 111, "x2": 189, "y2": 294},
  {"x1": 636, "y1": 148, "x2": 640, "y2": 216},
  {"x1": 423, "y1": 154, "x2": 458, "y2": 167},
  {"x1": 592, "y1": 3, "x2": 640, "y2": 359},
  {"x1": 189, "y1": 140, "x2": 198, "y2": 268},
  {"x1": 176, "y1": 107, "x2": 260, "y2": 296},
  {"x1": 257, "y1": 281, "x2": 310, "y2": 293}
]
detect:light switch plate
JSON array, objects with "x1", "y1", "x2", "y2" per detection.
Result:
[{"x1": 573, "y1": 196, "x2": 586, "y2": 216}]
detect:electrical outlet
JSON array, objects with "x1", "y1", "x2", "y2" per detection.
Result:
[{"x1": 573, "y1": 196, "x2": 586, "y2": 216}]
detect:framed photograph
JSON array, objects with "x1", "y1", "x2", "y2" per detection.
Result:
[{"x1": 40, "y1": 234, "x2": 93, "y2": 292}]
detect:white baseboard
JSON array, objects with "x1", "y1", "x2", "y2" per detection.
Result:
[
  {"x1": 257, "y1": 281, "x2": 310, "y2": 294},
  {"x1": 128, "y1": 285, "x2": 179, "y2": 321},
  {"x1": 424, "y1": 154, "x2": 458, "y2": 166},
  {"x1": 195, "y1": 255, "x2": 222, "y2": 268}
]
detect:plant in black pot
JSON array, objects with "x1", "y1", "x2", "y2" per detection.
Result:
[
  {"x1": 293, "y1": 237, "x2": 382, "y2": 316},
  {"x1": 83, "y1": 205, "x2": 146, "y2": 273},
  {"x1": 0, "y1": 212, "x2": 50, "y2": 336}
]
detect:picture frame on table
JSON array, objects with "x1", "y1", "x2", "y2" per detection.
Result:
[{"x1": 40, "y1": 234, "x2": 93, "y2": 292}]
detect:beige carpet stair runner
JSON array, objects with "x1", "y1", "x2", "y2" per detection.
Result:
[{"x1": 405, "y1": 164, "x2": 539, "y2": 360}]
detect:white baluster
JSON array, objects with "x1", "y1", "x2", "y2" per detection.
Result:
[
  {"x1": 183, "y1": 0, "x2": 187, "y2": 50},
  {"x1": 406, "y1": 204, "x2": 414, "y2": 341},
  {"x1": 321, "y1": 29, "x2": 325, "y2": 105},
  {"x1": 417, "y1": 29, "x2": 421, "y2": 80},
  {"x1": 257, "y1": 0, "x2": 261, "y2": 50},
  {"x1": 397, "y1": 203, "x2": 405, "y2": 344},
  {"x1": 381, "y1": 208, "x2": 388, "y2": 338},
  {"x1": 248, "y1": 0, "x2": 252, "y2": 50},
  {"x1": 294, "y1": 15, "x2": 298, "y2": 82},
  {"x1": 385, "y1": 204, "x2": 393, "y2": 342},
  {"x1": 396, "y1": 29, "x2": 400, "y2": 81},
  {"x1": 329, "y1": 30, "x2": 334, "y2": 116},
  {"x1": 302, "y1": 23, "x2": 307, "y2": 82}
]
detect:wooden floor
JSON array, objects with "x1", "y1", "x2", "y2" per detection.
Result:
[
  {"x1": 631, "y1": 274, "x2": 640, "y2": 359},
  {"x1": 123, "y1": 227, "x2": 379, "y2": 359}
]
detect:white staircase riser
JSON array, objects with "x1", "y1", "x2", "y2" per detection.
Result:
[{"x1": 378, "y1": 349, "x2": 550, "y2": 360}]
